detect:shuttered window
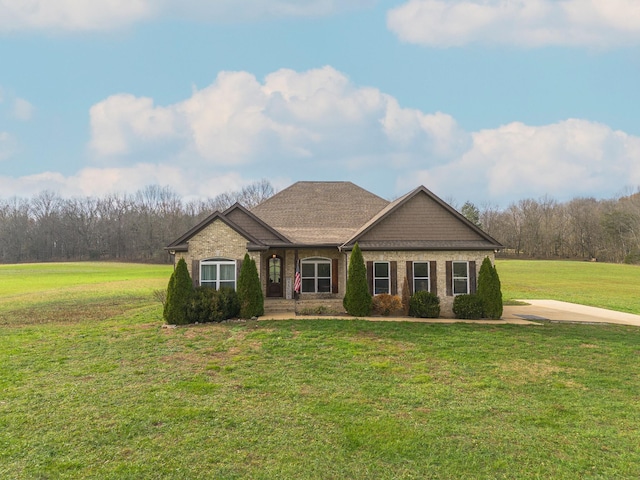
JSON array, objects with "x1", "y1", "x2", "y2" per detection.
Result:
[
  {"x1": 373, "y1": 262, "x2": 390, "y2": 295},
  {"x1": 201, "y1": 259, "x2": 236, "y2": 290},
  {"x1": 413, "y1": 262, "x2": 430, "y2": 293},
  {"x1": 301, "y1": 257, "x2": 332, "y2": 293},
  {"x1": 452, "y1": 261, "x2": 469, "y2": 295}
]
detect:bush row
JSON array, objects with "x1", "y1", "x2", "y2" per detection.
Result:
[{"x1": 163, "y1": 255, "x2": 263, "y2": 325}]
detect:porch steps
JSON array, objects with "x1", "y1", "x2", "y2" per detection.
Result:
[
  {"x1": 263, "y1": 298, "x2": 345, "y2": 316},
  {"x1": 263, "y1": 299, "x2": 296, "y2": 315}
]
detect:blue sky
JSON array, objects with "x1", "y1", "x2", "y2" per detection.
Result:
[{"x1": 1, "y1": 0, "x2": 639, "y2": 207}]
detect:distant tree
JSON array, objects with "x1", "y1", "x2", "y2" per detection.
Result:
[
  {"x1": 164, "y1": 258, "x2": 193, "y2": 325},
  {"x1": 461, "y1": 201, "x2": 482, "y2": 229},
  {"x1": 237, "y1": 253, "x2": 264, "y2": 318},
  {"x1": 343, "y1": 243, "x2": 372, "y2": 317},
  {"x1": 477, "y1": 257, "x2": 503, "y2": 319}
]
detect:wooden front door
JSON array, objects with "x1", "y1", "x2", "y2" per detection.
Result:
[{"x1": 267, "y1": 255, "x2": 283, "y2": 297}]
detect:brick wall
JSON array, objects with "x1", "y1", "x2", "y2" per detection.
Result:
[{"x1": 356, "y1": 250, "x2": 495, "y2": 318}]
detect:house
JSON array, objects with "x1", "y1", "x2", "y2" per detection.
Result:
[{"x1": 165, "y1": 181, "x2": 502, "y2": 317}]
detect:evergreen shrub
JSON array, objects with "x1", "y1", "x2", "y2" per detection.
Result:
[
  {"x1": 237, "y1": 254, "x2": 264, "y2": 318},
  {"x1": 453, "y1": 294, "x2": 484, "y2": 319},
  {"x1": 477, "y1": 257, "x2": 503, "y2": 319},
  {"x1": 343, "y1": 243, "x2": 372, "y2": 317},
  {"x1": 164, "y1": 258, "x2": 194, "y2": 325},
  {"x1": 409, "y1": 291, "x2": 440, "y2": 318},
  {"x1": 188, "y1": 287, "x2": 240, "y2": 323}
]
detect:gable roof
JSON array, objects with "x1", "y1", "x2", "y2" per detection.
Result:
[
  {"x1": 165, "y1": 182, "x2": 503, "y2": 252},
  {"x1": 341, "y1": 186, "x2": 502, "y2": 250},
  {"x1": 165, "y1": 204, "x2": 284, "y2": 252},
  {"x1": 250, "y1": 181, "x2": 389, "y2": 245}
]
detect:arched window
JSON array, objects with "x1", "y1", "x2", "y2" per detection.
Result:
[
  {"x1": 200, "y1": 258, "x2": 236, "y2": 290},
  {"x1": 301, "y1": 257, "x2": 331, "y2": 293}
]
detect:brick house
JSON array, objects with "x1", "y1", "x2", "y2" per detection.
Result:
[{"x1": 165, "y1": 181, "x2": 502, "y2": 317}]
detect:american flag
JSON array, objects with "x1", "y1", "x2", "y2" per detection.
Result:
[{"x1": 294, "y1": 260, "x2": 301, "y2": 294}]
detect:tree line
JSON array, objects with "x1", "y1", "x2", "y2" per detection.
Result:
[
  {"x1": 0, "y1": 180, "x2": 274, "y2": 264},
  {"x1": 1, "y1": 180, "x2": 639, "y2": 264},
  {"x1": 467, "y1": 189, "x2": 640, "y2": 263}
]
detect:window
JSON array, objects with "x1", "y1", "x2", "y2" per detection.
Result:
[
  {"x1": 413, "y1": 262, "x2": 430, "y2": 293},
  {"x1": 452, "y1": 261, "x2": 469, "y2": 295},
  {"x1": 374, "y1": 262, "x2": 390, "y2": 295},
  {"x1": 201, "y1": 259, "x2": 236, "y2": 290},
  {"x1": 301, "y1": 257, "x2": 331, "y2": 293}
]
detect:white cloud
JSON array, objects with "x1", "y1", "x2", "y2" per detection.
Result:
[
  {"x1": 5, "y1": 65, "x2": 640, "y2": 205},
  {"x1": 0, "y1": 164, "x2": 249, "y2": 199},
  {"x1": 0, "y1": 0, "x2": 152, "y2": 32},
  {"x1": 12, "y1": 98, "x2": 34, "y2": 121},
  {"x1": 89, "y1": 66, "x2": 464, "y2": 167},
  {"x1": 398, "y1": 119, "x2": 640, "y2": 205},
  {"x1": 0, "y1": 0, "x2": 372, "y2": 32},
  {"x1": 387, "y1": 0, "x2": 640, "y2": 48}
]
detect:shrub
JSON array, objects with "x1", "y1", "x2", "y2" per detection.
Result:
[
  {"x1": 188, "y1": 287, "x2": 240, "y2": 323},
  {"x1": 477, "y1": 257, "x2": 503, "y2": 319},
  {"x1": 453, "y1": 294, "x2": 484, "y2": 319},
  {"x1": 237, "y1": 254, "x2": 264, "y2": 318},
  {"x1": 401, "y1": 276, "x2": 411, "y2": 316},
  {"x1": 409, "y1": 290, "x2": 440, "y2": 318},
  {"x1": 372, "y1": 294, "x2": 403, "y2": 316},
  {"x1": 218, "y1": 287, "x2": 240, "y2": 319},
  {"x1": 343, "y1": 243, "x2": 372, "y2": 317},
  {"x1": 164, "y1": 258, "x2": 193, "y2": 325}
]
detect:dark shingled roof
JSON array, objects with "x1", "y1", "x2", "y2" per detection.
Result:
[{"x1": 250, "y1": 181, "x2": 390, "y2": 244}]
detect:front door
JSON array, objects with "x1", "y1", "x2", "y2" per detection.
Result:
[{"x1": 267, "y1": 255, "x2": 283, "y2": 297}]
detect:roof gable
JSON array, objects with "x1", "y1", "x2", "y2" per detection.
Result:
[
  {"x1": 250, "y1": 181, "x2": 389, "y2": 244},
  {"x1": 223, "y1": 203, "x2": 290, "y2": 244},
  {"x1": 165, "y1": 210, "x2": 263, "y2": 251},
  {"x1": 343, "y1": 186, "x2": 502, "y2": 250}
]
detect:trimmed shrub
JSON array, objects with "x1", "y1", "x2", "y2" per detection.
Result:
[
  {"x1": 164, "y1": 258, "x2": 194, "y2": 325},
  {"x1": 188, "y1": 287, "x2": 240, "y2": 323},
  {"x1": 218, "y1": 287, "x2": 240, "y2": 319},
  {"x1": 372, "y1": 294, "x2": 403, "y2": 316},
  {"x1": 409, "y1": 291, "x2": 440, "y2": 318},
  {"x1": 343, "y1": 243, "x2": 372, "y2": 317},
  {"x1": 401, "y1": 276, "x2": 411, "y2": 316},
  {"x1": 453, "y1": 294, "x2": 484, "y2": 319},
  {"x1": 237, "y1": 254, "x2": 264, "y2": 318},
  {"x1": 477, "y1": 257, "x2": 503, "y2": 319}
]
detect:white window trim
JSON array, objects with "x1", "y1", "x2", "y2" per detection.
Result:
[
  {"x1": 373, "y1": 261, "x2": 390, "y2": 295},
  {"x1": 413, "y1": 261, "x2": 430, "y2": 293},
  {"x1": 301, "y1": 257, "x2": 332, "y2": 294},
  {"x1": 452, "y1": 261, "x2": 469, "y2": 296},
  {"x1": 200, "y1": 258, "x2": 236, "y2": 290}
]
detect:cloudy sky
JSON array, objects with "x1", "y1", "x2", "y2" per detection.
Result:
[{"x1": 1, "y1": 0, "x2": 639, "y2": 206}]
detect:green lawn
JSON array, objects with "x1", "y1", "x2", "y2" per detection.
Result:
[
  {"x1": 497, "y1": 259, "x2": 640, "y2": 314},
  {"x1": 1, "y1": 262, "x2": 640, "y2": 479}
]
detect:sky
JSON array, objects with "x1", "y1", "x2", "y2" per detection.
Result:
[{"x1": 1, "y1": 0, "x2": 639, "y2": 207}]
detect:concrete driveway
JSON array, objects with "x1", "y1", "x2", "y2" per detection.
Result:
[{"x1": 504, "y1": 300, "x2": 640, "y2": 327}]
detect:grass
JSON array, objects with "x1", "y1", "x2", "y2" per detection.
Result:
[
  {"x1": 497, "y1": 259, "x2": 640, "y2": 315},
  {"x1": 1, "y1": 261, "x2": 640, "y2": 478}
]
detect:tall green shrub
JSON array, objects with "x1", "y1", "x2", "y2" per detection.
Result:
[
  {"x1": 477, "y1": 256, "x2": 503, "y2": 319},
  {"x1": 343, "y1": 243, "x2": 372, "y2": 317},
  {"x1": 164, "y1": 258, "x2": 193, "y2": 325},
  {"x1": 237, "y1": 253, "x2": 264, "y2": 318}
]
